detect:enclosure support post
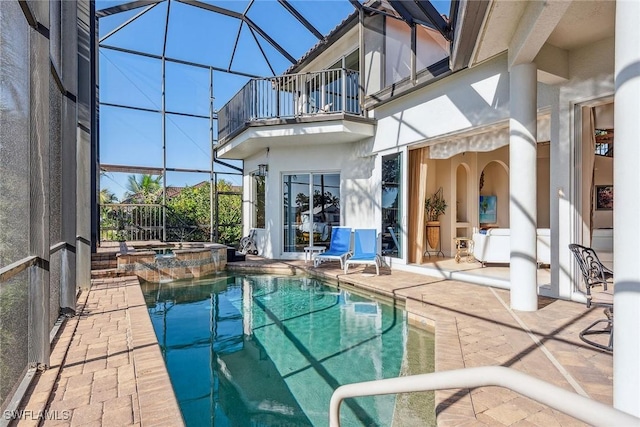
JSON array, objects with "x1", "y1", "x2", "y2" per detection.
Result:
[
  {"x1": 210, "y1": 67, "x2": 215, "y2": 242},
  {"x1": 161, "y1": 55, "x2": 167, "y2": 242}
]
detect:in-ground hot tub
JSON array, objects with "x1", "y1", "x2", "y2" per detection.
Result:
[{"x1": 116, "y1": 243, "x2": 228, "y2": 282}]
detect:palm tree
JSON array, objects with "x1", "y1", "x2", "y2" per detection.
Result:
[
  {"x1": 126, "y1": 174, "x2": 162, "y2": 194},
  {"x1": 99, "y1": 188, "x2": 117, "y2": 205},
  {"x1": 123, "y1": 174, "x2": 163, "y2": 204}
]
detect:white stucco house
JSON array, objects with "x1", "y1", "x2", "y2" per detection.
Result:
[{"x1": 216, "y1": 0, "x2": 640, "y2": 416}]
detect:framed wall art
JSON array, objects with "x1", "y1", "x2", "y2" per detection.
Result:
[
  {"x1": 479, "y1": 195, "x2": 497, "y2": 224},
  {"x1": 595, "y1": 185, "x2": 613, "y2": 210}
]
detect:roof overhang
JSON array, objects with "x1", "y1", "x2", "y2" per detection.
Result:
[
  {"x1": 216, "y1": 115, "x2": 376, "y2": 159},
  {"x1": 388, "y1": 0, "x2": 452, "y2": 40},
  {"x1": 449, "y1": 0, "x2": 490, "y2": 71}
]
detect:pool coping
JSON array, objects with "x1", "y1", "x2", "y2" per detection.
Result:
[{"x1": 124, "y1": 277, "x2": 185, "y2": 426}]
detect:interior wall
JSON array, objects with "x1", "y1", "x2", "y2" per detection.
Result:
[
  {"x1": 593, "y1": 155, "x2": 613, "y2": 228},
  {"x1": 434, "y1": 157, "x2": 453, "y2": 255},
  {"x1": 479, "y1": 161, "x2": 509, "y2": 227},
  {"x1": 449, "y1": 151, "x2": 479, "y2": 240},
  {"x1": 593, "y1": 102, "x2": 614, "y2": 229},
  {"x1": 478, "y1": 146, "x2": 509, "y2": 227},
  {"x1": 456, "y1": 164, "x2": 468, "y2": 223}
]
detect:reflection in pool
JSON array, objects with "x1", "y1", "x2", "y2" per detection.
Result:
[{"x1": 141, "y1": 274, "x2": 435, "y2": 426}]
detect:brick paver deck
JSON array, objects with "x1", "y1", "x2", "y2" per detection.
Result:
[
  {"x1": 18, "y1": 257, "x2": 615, "y2": 427},
  {"x1": 18, "y1": 276, "x2": 183, "y2": 427}
]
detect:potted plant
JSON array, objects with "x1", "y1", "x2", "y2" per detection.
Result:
[{"x1": 425, "y1": 187, "x2": 447, "y2": 249}]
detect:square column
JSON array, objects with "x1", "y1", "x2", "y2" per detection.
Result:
[
  {"x1": 614, "y1": 0, "x2": 640, "y2": 416},
  {"x1": 509, "y1": 62, "x2": 538, "y2": 312}
]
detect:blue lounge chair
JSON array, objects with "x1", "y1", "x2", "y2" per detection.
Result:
[
  {"x1": 313, "y1": 226, "x2": 352, "y2": 269},
  {"x1": 344, "y1": 229, "x2": 381, "y2": 275}
]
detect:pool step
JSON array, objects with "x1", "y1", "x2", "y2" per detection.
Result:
[
  {"x1": 91, "y1": 268, "x2": 129, "y2": 279},
  {"x1": 91, "y1": 252, "x2": 118, "y2": 270}
]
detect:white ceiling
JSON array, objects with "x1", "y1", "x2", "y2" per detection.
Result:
[
  {"x1": 472, "y1": 0, "x2": 615, "y2": 66},
  {"x1": 546, "y1": 0, "x2": 615, "y2": 51}
]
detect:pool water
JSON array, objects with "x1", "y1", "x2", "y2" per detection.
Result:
[{"x1": 141, "y1": 274, "x2": 435, "y2": 426}]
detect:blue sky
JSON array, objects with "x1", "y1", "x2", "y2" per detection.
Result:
[{"x1": 98, "y1": 0, "x2": 452, "y2": 200}]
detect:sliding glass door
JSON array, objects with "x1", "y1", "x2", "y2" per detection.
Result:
[
  {"x1": 283, "y1": 173, "x2": 340, "y2": 253},
  {"x1": 382, "y1": 153, "x2": 402, "y2": 258}
]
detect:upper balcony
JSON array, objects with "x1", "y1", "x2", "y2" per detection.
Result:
[{"x1": 216, "y1": 69, "x2": 376, "y2": 159}]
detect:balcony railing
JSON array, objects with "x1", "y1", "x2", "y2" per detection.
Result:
[{"x1": 218, "y1": 68, "x2": 361, "y2": 142}]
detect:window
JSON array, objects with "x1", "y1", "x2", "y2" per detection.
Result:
[
  {"x1": 254, "y1": 175, "x2": 265, "y2": 228},
  {"x1": 595, "y1": 129, "x2": 613, "y2": 157}
]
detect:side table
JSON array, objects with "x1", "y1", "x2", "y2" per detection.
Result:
[
  {"x1": 453, "y1": 237, "x2": 474, "y2": 263},
  {"x1": 304, "y1": 246, "x2": 326, "y2": 263}
]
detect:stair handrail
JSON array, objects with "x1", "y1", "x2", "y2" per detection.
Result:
[{"x1": 329, "y1": 366, "x2": 639, "y2": 427}]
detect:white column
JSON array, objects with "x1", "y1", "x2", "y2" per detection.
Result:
[
  {"x1": 509, "y1": 62, "x2": 538, "y2": 311},
  {"x1": 614, "y1": 0, "x2": 640, "y2": 416}
]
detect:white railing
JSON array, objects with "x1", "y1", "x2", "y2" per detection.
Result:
[
  {"x1": 218, "y1": 68, "x2": 361, "y2": 142},
  {"x1": 99, "y1": 203, "x2": 164, "y2": 242},
  {"x1": 329, "y1": 366, "x2": 639, "y2": 427}
]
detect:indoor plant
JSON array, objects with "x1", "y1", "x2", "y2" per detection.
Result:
[{"x1": 425, "y1": 187, "x2": 447, "y2": 249}]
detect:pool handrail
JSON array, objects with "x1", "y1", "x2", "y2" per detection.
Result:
[{"x1": 329, "y1": 365, "x2": 639, "y2": 427}]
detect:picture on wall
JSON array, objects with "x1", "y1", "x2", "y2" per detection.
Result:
[
  {"x1": 596, "y1": 185, "x2": 613, "y2": 210},
  {"x1": 479, "y1": 195, "x2": 497, "y2": 224}
]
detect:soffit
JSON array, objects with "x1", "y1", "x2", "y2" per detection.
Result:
[
  {"x1": 546, "y1": 1, "x2": 615, "y2": 51},
  {"x1": 472, "y1": 0, "x2": 527, "y2": 65},
  {"x1": 471, "y1": 0, "x2": 615, "y2": 67}
]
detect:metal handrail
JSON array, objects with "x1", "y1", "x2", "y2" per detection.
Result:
[
  {"x1": 218, "y1": 68, "x2": 361, "y2": 142},
  {"x1": 329, "y1": 366, "x2": 639, "y2": 427},
  {"x1": 0, "y1": 256, "x2": 39, "y2": 282},
  {"x1": 1, "y1": 242, "x2": 76, "y2": 282}
]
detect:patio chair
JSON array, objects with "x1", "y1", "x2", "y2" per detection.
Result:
[
  {"x1": 344, "y1": 229, "x2": 381, "y2": 275},
  {"x1": 313, "y1": 226, "x2": 352, "y2": 269},
  {"x1": 568, "y1": 243, "x2": 614, "y2": 351}
]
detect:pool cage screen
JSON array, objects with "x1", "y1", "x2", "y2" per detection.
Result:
[
  {"x1": 97, "y1": 1, "x2": 260, "y2": 247},
  {"x1": 0, "y1": 0, "x2": 92, "y2": 417}
]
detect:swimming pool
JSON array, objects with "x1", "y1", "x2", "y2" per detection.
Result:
[{"x1": 141, "y1": 274, "x2": 435, "y2": 426}]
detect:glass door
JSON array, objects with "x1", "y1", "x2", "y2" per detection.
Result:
[
  {"x1": 283, "y1": 174, "x2": 310, "y2": 252},
  {"x1": 382, "y1": 153, "x2": 402, "y2": 258},
  {"x1": 312, "y1": 174, "x2": 340, "y2": 246},
  {"x1": 283, "y1": 173, "x2": 341, "y2": 253}
]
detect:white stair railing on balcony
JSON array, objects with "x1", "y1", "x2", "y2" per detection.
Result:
[
  {"x1": 329, "y1": 366, "x2": 639, "y2": 427},
  {"x1": 218, "y1": 68, "x2": 361, "y2": 142}
]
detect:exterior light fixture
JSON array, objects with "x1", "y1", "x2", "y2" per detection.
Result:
[{"x1": 257, "y1": 164, "x2": 268, "y2": 177}]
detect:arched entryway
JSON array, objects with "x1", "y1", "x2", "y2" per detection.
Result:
[{"x1": 478, "y1": 160, "x2": 509, "y2": 228}]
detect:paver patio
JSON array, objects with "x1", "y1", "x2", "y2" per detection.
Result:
[
  {"x1": 16, "y1": 277, "x2": 182, "y2": 427},
  {"x1": 17, "y1": 257, "x2": 614, "y2": 426}
]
